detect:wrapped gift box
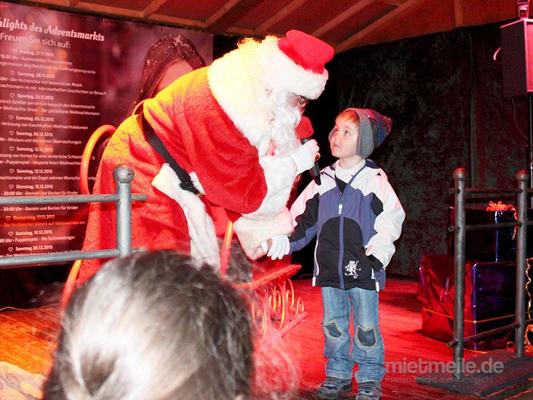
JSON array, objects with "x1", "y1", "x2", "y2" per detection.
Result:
[
  {"x1": 418, "y1": 254, "x2": 516, "y2": 350},
  {"x1": 448, "y1": 207, "x2": 520, "y2": 262}
]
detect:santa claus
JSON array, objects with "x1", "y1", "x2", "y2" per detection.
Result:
[{"x1": 79, "y1": 30, "x2": 334, "y2": 281}]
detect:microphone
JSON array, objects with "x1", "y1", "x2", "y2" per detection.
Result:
[{"x1": 296, "y1": 116, "x2": 321, "y2": 185}]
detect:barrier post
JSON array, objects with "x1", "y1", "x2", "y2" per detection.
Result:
[
  {"x1": 115, "y1": 165, "x2": 134, "y2": 256},
  {"x1": 452, "y1": 167, "x2": 466, "y2": 379},
  {"x1": 515, "y1": 170, "x2": 528, "y2": 358}
]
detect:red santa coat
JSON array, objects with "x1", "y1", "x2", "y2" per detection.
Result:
[{"x1": 80, "y1": 66, "x2": 296, "y2": 281}]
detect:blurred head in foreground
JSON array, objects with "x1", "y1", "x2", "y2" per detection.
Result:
[{"x1": 44, "y1": 250, "x2": 252, "y2": 400}]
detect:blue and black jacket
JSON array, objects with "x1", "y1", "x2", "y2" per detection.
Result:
[{"x1": 288, "y1": 159, "x2": 405, "y2": 291}]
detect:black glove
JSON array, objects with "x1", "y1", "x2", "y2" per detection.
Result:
[{"x1": 367, "y1": 254, "x2": 383, "y2": 272}]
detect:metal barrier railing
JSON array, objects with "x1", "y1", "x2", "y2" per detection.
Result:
[
  {"x1": 0, "y1": 165, "x2": 146, "y2": 269},
  {"x1": 450, "y1": 167, "x2": 533, "y2": 379},
  {"x1": 0, "y1": 164, "x2": 307, "y2": 346}
]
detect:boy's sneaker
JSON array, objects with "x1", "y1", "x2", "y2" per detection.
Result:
[
  {"x1": 315, "y1": 377, "x2": 352, "y2": 399},
  {"x1": 355, "y1": 381, "x2": 382, "y2": 400}
]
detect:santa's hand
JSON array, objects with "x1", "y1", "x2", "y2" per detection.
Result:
[
  {"x1": 249, "y1": 242, "x2": 267, "y2": 259},
  {"x1": 291, "y1": 139, "x2": 319, "y2": 174},
  {"x1": 267, "y1": 235, "x2": 290, "y2": 260}
]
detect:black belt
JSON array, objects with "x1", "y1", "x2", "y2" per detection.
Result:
[{"x1": 141, "y1": 114, "x2": 200, "y2": 195}]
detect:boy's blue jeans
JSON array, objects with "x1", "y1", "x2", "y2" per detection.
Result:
[{"x1": 321, "y1": 286, "x2": 385, "y2": 384}]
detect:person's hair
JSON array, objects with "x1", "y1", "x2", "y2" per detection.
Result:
[
  {"x1": 336, "y1": 108, "x2": 360, "y2": 126},
  {"x1": 134, "y1": 34, "x2": 206, "y2": 106},
  {"x1": 44, "y1": 250, "x2": 252, "y2": 400},
  {"x1": 328, "y1": 108, "x2": 360, "y2": 142}
]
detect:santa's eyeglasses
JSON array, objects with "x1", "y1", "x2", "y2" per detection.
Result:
[
  {"x1": 297, "y1": 95, "x2": 310, "y2": 106},
  {"x1": 290, "y1": 93, "x2": 310, "y2": 108}
]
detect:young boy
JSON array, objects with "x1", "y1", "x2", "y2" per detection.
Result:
[{"x1": 266, "y1": 108, "x2": 405, "y2": 400}]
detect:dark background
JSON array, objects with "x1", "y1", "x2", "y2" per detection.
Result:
[
  {"x1": 324, "y1": 23, "x2": 529, "y2": 277},
  {"x1": 216, "y1": 22, "x2": 530, "y2": 278}
]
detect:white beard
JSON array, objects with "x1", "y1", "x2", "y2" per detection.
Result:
[
  {"x1": 208, "y1": 38, "x2": 302, "y2": 158},
  {"x1": 260, "y1": 88, "x2": 301, "y2": 156}
]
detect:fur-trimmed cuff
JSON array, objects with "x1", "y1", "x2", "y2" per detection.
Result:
[
  {"x1": 233, "y1": 208, "x2": 294, "y2": 259},
  {"x1": 250, "y1": 154, "x2": 297, "y2": 217}
]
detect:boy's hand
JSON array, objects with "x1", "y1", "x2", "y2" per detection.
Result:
[
  {"x1": 291, "y1": 140, "x2": 319, "y2": 174},
  {"x1": 266, "y1": 235, "x2": 290, "y2": 260},
  {"x1": 367, "y1": 254, "x2": 384, "y2": 272}
]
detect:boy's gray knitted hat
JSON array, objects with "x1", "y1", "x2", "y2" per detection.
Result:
[{"x1": 347, "y1": 108, "x2": 392, "y2": 158}]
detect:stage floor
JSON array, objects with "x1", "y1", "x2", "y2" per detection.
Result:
[
  {"x1": 284, "y1": 277, "x2": 533, "y2": 399},
  {"x1": 0, "y1": 276, "x2": 531, "y2": 399}
]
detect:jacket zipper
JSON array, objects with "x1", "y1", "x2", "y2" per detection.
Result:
[
  {"x1": 336, "y1": 164, "x2": 366, "y2": 289},
  {"x1": 337, "y1": 195, "x2": 345, "y2": 289}
]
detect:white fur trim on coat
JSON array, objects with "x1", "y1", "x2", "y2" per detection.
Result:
[
  {"x1": 208, "y1": 43, "x2": 272, "y2": 156},
  {"x1": 252, "y1": 154, "x2": 297, "y2": 217},
  {"x1": 234, "y1": 207, "x2": 294, "y2": 260},
  {"x1": 257, "y1": 37, "x2": 328, "y2": 100},
  {"x1": 152, "y1": 164, "x2": 220, "y2": 270}
]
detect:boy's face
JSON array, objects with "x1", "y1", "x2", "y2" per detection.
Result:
[{"x1": 329, "y1": 117, "x2": 360, "y2": 161}]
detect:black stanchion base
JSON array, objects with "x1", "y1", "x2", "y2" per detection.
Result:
[{"x1": 416, "y1": 350, "x2": 533, "y2": 399}]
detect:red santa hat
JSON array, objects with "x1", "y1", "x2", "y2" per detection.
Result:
[{"x1": 258, "y1": 30, "x2": 334, "y2": 100}]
